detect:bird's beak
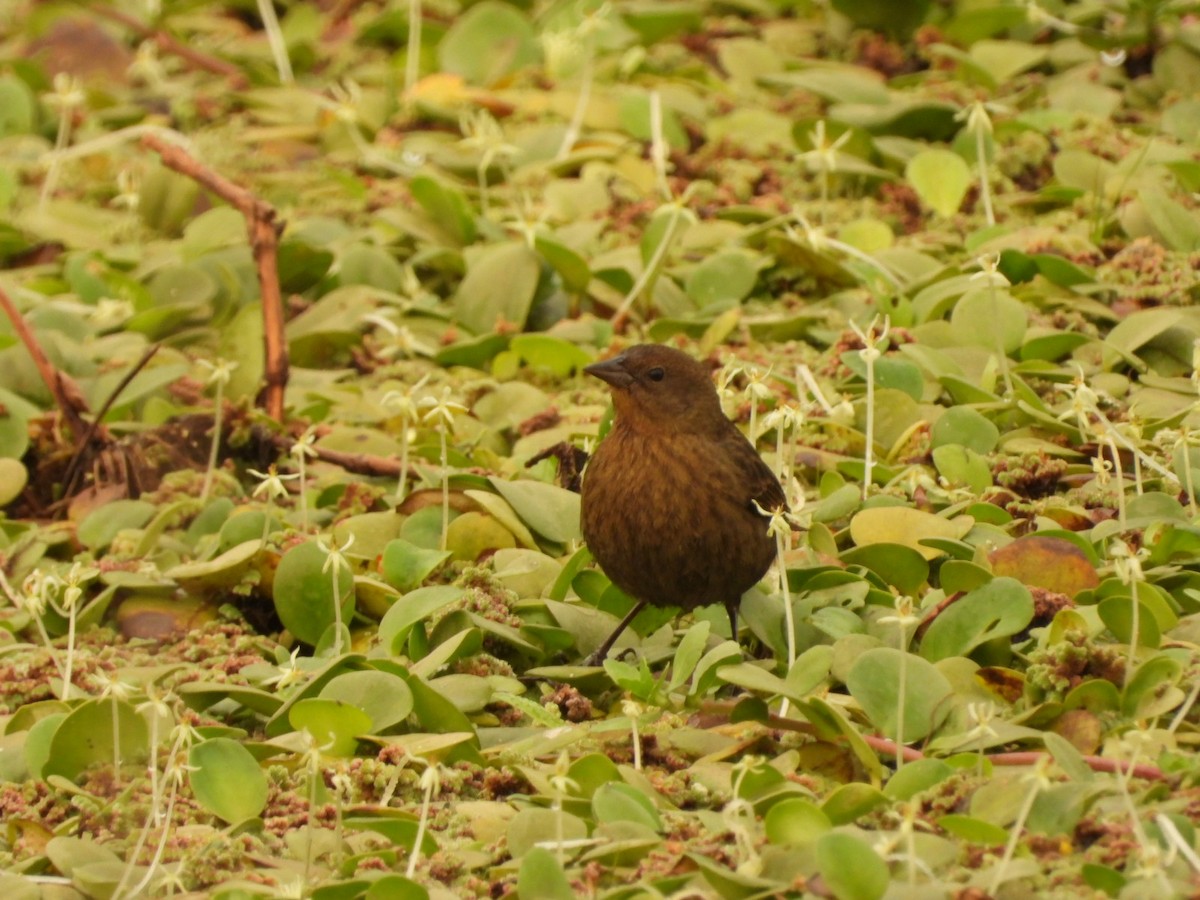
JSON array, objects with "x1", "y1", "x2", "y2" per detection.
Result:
[{"x1": 585, "y1": 355, "x2": 634, "y2": 389}]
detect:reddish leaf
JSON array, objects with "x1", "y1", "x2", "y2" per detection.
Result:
[{"x1": 988, "y1": 535, "x2": 1099, "y2": 598}]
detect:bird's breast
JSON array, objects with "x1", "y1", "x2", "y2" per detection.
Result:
[{"x1": 580, "y1": 426, "x2": 777, "y2": 610}]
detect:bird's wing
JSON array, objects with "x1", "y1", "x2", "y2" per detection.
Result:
[{"x1": 713, "y1": 427, "x2": 787, "y2": 513}]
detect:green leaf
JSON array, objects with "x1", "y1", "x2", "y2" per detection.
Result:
[
  {"x1": 949, "y1": 288, "x2": 1028, "y2": 354},
  {"x1": 845, "y1": 648, "x2": 953, "y2": 742},
  {"x1": 592, "y1": 783, "x2": 662, "y2": 831},
  {"x1": 43, "y1": 699, "x2": 150, "y2": 781},
  {"x1": 821, "y1": 783, "x2": 887, "y2": 825},
  {"x1": 0, "y1": 402, "x2": 29, "y2": 459},
  {"x1": 919, "y1": 577, "x2": 1034, "y2": 661},
  {"x1": 764, "y1": 797, "x2": 831, "y2": 845},
  {"x1": 188, "y1": 738, "x2": 268, "y2": 823},
  {"x1": 668, "y1": 620, "x2": 711, "y2": 691},
  {"x1": 381, "y1": 540, "x2": 451, "y2": 593},
  {"x1": 839, "y1": 543, "x2": 929, "y2": 595},
  {"x1": 906, "y1": 149, "x2": 971, "y2": 217},
  {"x1": 685, "y1": 251, "x2": 759, "y2": 307},
  {"x1": 454, "y1": 241, "x2": 541, "y2": 334},
  {"x1": 931, "y1": 406, "x2": 999, "y2": 453},
  {"x1": 339, "y1": 244, "x2": 406, "y2": 291},
  {"x1": 938, "y1": 813, "x2": 1008, "y2": 844},
  {"x1": 319, "y1": 670, "x2": 414, "y2": 733},
  {"x1": 517, "y1": 847, "x2": 575, "y2": 900},
  {"x1": 1135, "y1": 186, "x2": 1200, "y2": 252},
  {"x1": 0, "y1": 74, "x2": 36, "y2": 137},
  {"x1": 377, "y1": 585, "x2": 466, "y2": 654},
  {"x1": 830, "y1": 0, "x2": 930, "y2": 38},
  {"x1": 288, "y1": 698, "x2": 373, "y2": 757},
  {"x1": 410, "y1": 175, "x2": 477, "y2": 246},
  {"x1": 883, "y1": 757, "x2": 954, "y2": 800},
  {"x1": 489, "y1": 478, "x2": 581, "y2": 543},
  {"x1": 932, "y1": 444, "x2": 992, "y2": 493},
  {"x1": 0, "y1": 458, "x2": 28, "y2": 506},
  {"x1": 1098, "y1": 596, "x2": 1161, "y2": 650},
  {"x1": 77, "y1": 500, "x2": 156, "y2": 552},
  {"x1": 365, "y1": 876, "x2": 430, "y2": 900},
  {"x1": 1121, "y1": 653, "x2": 1182, "y2": 718},
  {"x1": 967, "y1": 40, "x2": 1049, "y2": 85},
  {"x1": 272, "y1": 540, "x2": 356, "y2": 646},
  {"x1": 842, "y1": 352, "x2": 924, "y2": 401},
  {"x1": 534, "y1": 236, "x2": 591, "y2": 294},
  {"x1": 508, "y1": 334, "x2": 593, "y2": 378},
  {"x1": 815, "y1": 831, "x2": 889, "y2": 900},
  {"x1": 437, "y1": 2, "x2": 539, "y2": 86}
]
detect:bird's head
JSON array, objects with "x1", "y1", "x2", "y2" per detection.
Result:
[{"x1": 584, "y1": 344, "x2": 726, "y2": 435}]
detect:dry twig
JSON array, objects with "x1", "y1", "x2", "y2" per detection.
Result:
[{"x1": 141, "y1": 133, "x2": 289, "y2": 421}]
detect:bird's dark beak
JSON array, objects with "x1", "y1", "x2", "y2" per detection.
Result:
[{"x1": 585, "y1": 355, "x2": 634, "y2": 389}]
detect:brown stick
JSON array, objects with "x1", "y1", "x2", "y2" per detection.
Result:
[
  {"x1": 86, "y1": 3, "x2": 247, "y2": 85},
  {"x1": 0, "y1": 284, "x2": 94, "y2": 440},
  {"x1": 267, "y1": 430, "x2": 414, "y2": 479},
  {"x1": 141, "y1": 134, "x2": 289, "y2": 421}
]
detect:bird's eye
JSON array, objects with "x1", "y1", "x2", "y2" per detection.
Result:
[{"x1": 647, "y1": 367, "x2": 665, "y2": 382}]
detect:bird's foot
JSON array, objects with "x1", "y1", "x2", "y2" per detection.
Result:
[{"x1": 582, "y1": 649, "x2": 608, "y2": 667}]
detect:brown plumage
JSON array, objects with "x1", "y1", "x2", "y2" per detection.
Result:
[{"x1": 580, "y1": 344, "x2": 786, "y2": 664}]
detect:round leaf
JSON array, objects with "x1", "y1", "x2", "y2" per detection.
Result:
[
  {"x1": 288, "y1": 698, "x2": 374, "y2": 757},
  {"x1": 517, "y1": 846, "x2": 574, "y2": 900},
  {"x1": 188, "y1": 737, "x2": 268, "y2": 824},
  {"x1": 685, "y1": 251, "x2": 759, "y2": 306},
  {"x1": 380, "y1": 540, "x2": 451, "y2": 592},
  {"x1": 764, "y1": 797, "x2": 831, "y2": 845},
  {"x1": 849, "y1": 506, "x2": 969, "y2": 560},
  {"x1": 906, "y1": 149, "x2": 971, "y2": 217},
  {"x1": 0, "y1": 458, "x2": 28, "y2": 506},
  {"x1": 437, "y1": 2, "x2": 539, "y2": 86},
  {"x1": 43, "y1": 699, "x2": 149, "y2": 781},
  {"x1": 931, "y1": 406, "x2": 999, "y2": 453},
  {"x1": 815, "y1": 832, "x2": 889, "y2": 900},
  {"x1": 319, "y1": 670, "x2": 414, "y2": 733},
  {"x1": 273, "y1": 540, "x2": 355, "y2": 646},
  {"x1": 949, "y1": 288, "x2": 1028, "y2": 354},
  {"x1": 988, "y1": 535, "x2": 1099, "y2": 598}
]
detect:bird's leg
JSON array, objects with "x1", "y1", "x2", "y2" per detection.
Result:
[
  {"x1": 584, "y1": 599, "x2": 649, "y2": 666},
  {"x1": 725, "y1": 601, "x2": 739, "y2": 641}
]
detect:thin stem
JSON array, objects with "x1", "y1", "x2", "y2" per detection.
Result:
[
  {"x1": 975, "y1": 125, "x2": 994, "y2": 226},
  {"x1": 777, "y1": 527, "x2": 795, "y2": 720},
  {"x1": 256, "y1": 0, "x2": 294, "y2": 84},
  {"x1": 1109, "y1": 437, "x2": 1126, "y2": 530},
  {"x1": 397, "y1": 425, "x2": 410, "y2": 504},
  {"x1": 201, "y1": 379, "x2": 223, "y2": 503},
  {"x1": 439, "y1": 429, "x2": 450, "y2": 552},
  {"x1": 895, "y1": 641, "x2": 907, "y2": 772},
  {"x1": 405, "y1": 0, "x2": 422, "y2": 104},
  {"x1": 988, "y1": 767, "x2": 1046, "y2": 895},
  {"x1": 613, "y1": 205, "x2": 685, "y2": 326},
  {"x1": 62, "y1": 607, "x2": 76, "y2": 701},
  {"x1": 649, "y1": 91, "x2": 670, "y2": 200},
  {"x1": 863, "y1": 352, "x2": 876, "y2": 500},
  {"x1": 557, "y1": 38, "x2": 594, "y2": 159}
]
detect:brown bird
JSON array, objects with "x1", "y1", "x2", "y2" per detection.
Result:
[{"x1": 580, "y1": 344, "x2": 786, "y2": 665}]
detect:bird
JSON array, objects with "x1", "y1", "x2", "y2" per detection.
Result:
[{"x1": 579, "y1": 344, "x2": 786, "y2": 665}]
